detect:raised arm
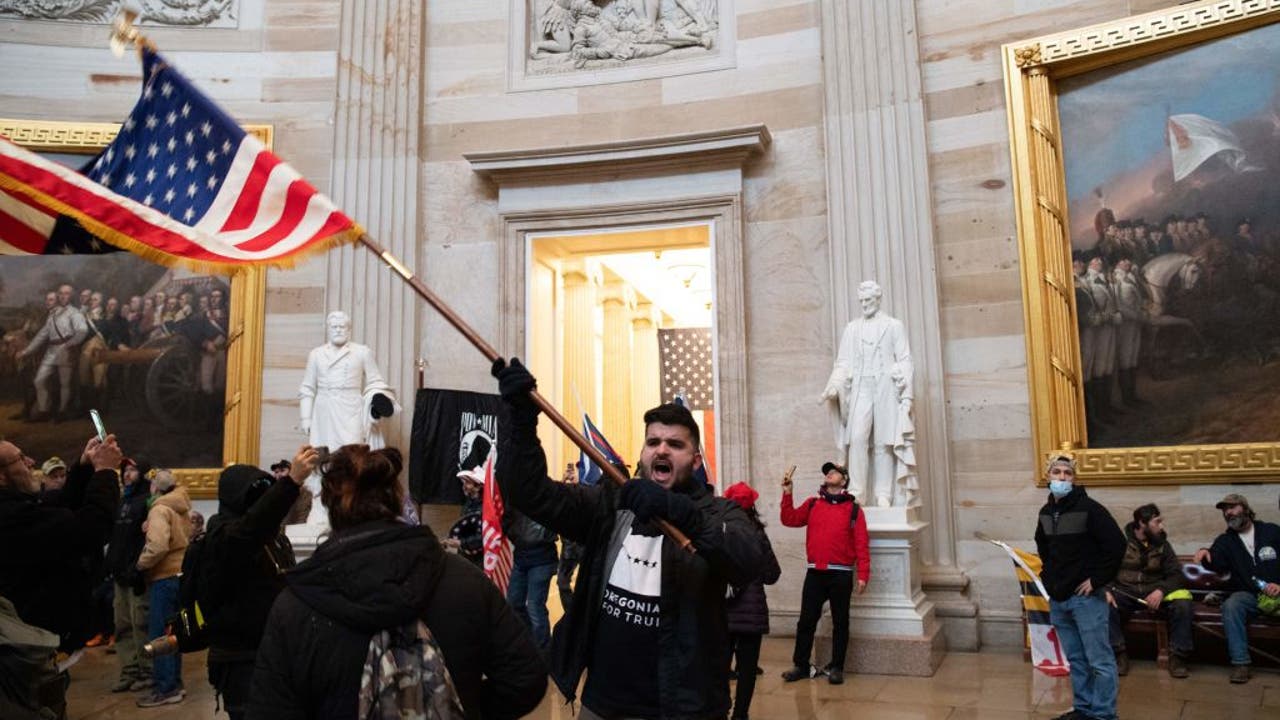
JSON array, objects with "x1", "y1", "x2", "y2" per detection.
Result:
[{"x1": 492, "y1": 358, "x2": 607, "y2": 543}]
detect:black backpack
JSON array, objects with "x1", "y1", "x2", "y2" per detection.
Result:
[{"x1": 166, "y1": 530, "x2": 210, "y2": 653}]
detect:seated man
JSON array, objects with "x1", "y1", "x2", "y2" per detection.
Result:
[
  {"x1": 1193, "y1": 493, "x2": 1280, "y2": 684},
  {"x1": 1106, "y1": 503, "x2": 1193, "y2": 678}
]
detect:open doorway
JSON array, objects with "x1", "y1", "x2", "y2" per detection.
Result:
[{"x1": 527, "y1": 222, "x2": 718, "y2": 487}]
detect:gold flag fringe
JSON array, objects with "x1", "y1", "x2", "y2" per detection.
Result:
[{"x1": 0, "y1": 170, "x2": 364, "y2": 276}]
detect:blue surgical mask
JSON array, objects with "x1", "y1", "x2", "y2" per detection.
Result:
[{"x1": 1049, "y1": 479, "x2": 1073, "y2": 498}]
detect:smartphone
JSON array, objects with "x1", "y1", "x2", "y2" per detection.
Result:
[
  {"x1": 314, "y1": 445, "x2": 330, "y2": 464},
  {"x1": 89, "y1": 409, "x2": 107, "y2": 442}
]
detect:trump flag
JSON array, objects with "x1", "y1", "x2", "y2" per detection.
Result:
[{"x1": 0, "y1": 47, "x2": 360, "y2": 270}]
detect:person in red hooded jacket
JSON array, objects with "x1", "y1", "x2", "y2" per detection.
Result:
[{"x1": 779, "y1": 462, "x2": 869, "y2": 685}]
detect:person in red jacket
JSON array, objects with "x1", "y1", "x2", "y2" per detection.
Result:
[{"x1": 779, "y1": 461, "x2": 869, "y2": 684}]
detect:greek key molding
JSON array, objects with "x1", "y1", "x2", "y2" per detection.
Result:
[
  {"x1": 1069, "y1": 445, "x2": 1280, "y2": 484},
  {"x1": 1019, "y1": 0, "x2": 1279, "y2": 68},
  {"x1": 1, "y1": 118, "x2": 272, "y2": 154}
]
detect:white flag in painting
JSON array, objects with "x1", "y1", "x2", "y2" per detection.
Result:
[{"x1": 1167, "y1": 113, "x2": 1261, "y2": 182}]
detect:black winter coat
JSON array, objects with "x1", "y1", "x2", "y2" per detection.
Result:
[
  {"x1": 248, "y1": 520, "x2": 546, "y2": 720},
  {"x1": 495, "y1": 407, "x2": 768, "y2": 720},
  {"x1": 1034, "y1": 486, "x2": 1125, "y2": 601},
  {"x1": 726, "y1": 528, "x2": 780, "y2": 635},
  {"x1": 1203, "y1": 520, "x2": 1280, "y2": 592},
  {"x1": 203, "y1": 470, "x2": 299, "y2": 663},
  {"x1": 0, "y1": 462, "x2": 118, "y2": 649},
  {"x1": 105, "y1": 478, "x2": 151, "y2": 582}
]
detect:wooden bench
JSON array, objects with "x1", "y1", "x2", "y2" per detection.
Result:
[{"x1": 1120, "y1": 559, "x2": 1280, "y2": 668}]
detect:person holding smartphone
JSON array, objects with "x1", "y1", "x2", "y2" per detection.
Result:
[{"x1": 779, "y1": 462, "x2": 869, "y2": 685}]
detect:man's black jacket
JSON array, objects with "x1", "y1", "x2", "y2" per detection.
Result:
[
  {"x1": 1034, "y1": 486, "x2": 1125, "y2": 602},
  {"x1": 496, "y1": 407, "x2": 768, "y2": 719},
  {"x1": 1202, "y1": 520, "x2": 1280, "y2": 592},
  {"x1": 202, "y1": 468, "x2": 299, "y2": 662},
  {"x1": 0, "y1": 461, "x2": 118, "y2": 648}
]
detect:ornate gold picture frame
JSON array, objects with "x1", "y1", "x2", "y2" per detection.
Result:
[
  {"x1": 0, "y1": 118, "x2": 269, "y2": 498},
  {"x1": 1004, "y1": 1, "x2": 1280, "y2": 486}
]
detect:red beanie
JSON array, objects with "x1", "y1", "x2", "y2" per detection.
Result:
[{"x1": 723, "y1": 482, "x2": 758, "y2": 511}]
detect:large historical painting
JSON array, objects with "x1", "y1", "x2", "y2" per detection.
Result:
[
  {"x1": 1057, "y1": 21, "x2": 1280, "y2": 449},
  {"x1": 0, "y1": 119, "x2": 266, "y2": 496},
  {"x1": 0, "y1": 252, "x2": 231, "y2": 468},
  {"x1": 1005, "y1": 1, "x2": 1280, "y2": 485}
]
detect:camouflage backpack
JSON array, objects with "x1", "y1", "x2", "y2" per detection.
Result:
[{"x1": 358, "y1": 619, "x2": 465, "y2": 720}]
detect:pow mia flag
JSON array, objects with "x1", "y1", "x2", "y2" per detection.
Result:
[{"x1": 658, "y1": 327, "x2": 713, "y2": 410}]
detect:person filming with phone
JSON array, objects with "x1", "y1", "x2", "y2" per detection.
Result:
[
  {"x1": 200, "y1": 445, "x2": 319, "y2": 720},
  {"x1": 779, "y1": 461, "x2": 870, "y2": 685},
  {"x1": 0, "y1": 433, "x2": 122, "y2": 717}
]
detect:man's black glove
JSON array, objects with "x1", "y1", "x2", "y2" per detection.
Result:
[
  {"x1": 491, "y1": 357, "x2": 540, "y2": 421},
  {"x1": 620, "y1": 478, "x2": 700, "y2": 535},
  {"x1": 370, "y1": 393, "x2": 394, "y2": 419}
]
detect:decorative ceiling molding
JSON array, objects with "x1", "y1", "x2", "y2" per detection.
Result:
[
  {"x1": 0, "y1": 0, "x2": 238, "y2": 28},
  {"x1": 464, "y1": 124, "x2": 771, "y2": 184}
]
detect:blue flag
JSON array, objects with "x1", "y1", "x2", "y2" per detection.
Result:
[{"x1": 575, "y1": 413, "x2": 625, "y2": 487}]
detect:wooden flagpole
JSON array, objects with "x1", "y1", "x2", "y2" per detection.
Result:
[{"x1": 357, "y1": 234, "x2": 695, "y2": 552}]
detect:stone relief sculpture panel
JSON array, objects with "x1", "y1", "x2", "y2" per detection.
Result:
[
  {"x1": 528, "y1": 0, "x2": 719, "y2": 74},
  {"x1": 0, "y1": 0, "x2": 238, "y2": 27}
]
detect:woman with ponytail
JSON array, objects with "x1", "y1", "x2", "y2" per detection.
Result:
[{"x1": 249, "y1": 444, "x2": 547, "y2": 719}]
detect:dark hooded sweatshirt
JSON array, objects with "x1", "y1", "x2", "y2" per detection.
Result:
[
  {"x1": 248, "y1": 520, "x2": 547, "y2": 720},
  {"x1": 203, "y1": 465, "x2": 299, "y2": 663}
]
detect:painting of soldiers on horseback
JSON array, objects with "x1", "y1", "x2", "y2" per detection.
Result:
[{"x1": 1058, "y1": 20, "x2": 1280, "y2": 448}]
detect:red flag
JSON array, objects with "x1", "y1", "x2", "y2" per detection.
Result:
[
  {"x1": 480, "y1": 457, "x2": 513, "y2": 594},
  {"x1": 0, "y1": 47, "x2": 361, "y2": 271}
]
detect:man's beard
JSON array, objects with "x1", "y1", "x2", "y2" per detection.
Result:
[{"x1": 1227, "y1": 514, "x2": 1248, "y2": 531}]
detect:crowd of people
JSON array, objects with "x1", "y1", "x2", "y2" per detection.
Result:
[
  {"x1": 5, "y1": 281, "x2": 229, "y2": 422},
  {"x1": 1074, "y1": 211, "x2": 1280, "y2": 436},
  {"x1": 1, "y1": 356, "x2": 1278, "y2": 720},
  {"x1": 1036, "y1": 452, "x2": 1280, "y2": 720}
]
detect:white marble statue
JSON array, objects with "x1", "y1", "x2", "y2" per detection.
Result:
[
  {"x1": 820, "y1": 281, "x2": 919, "y2": 507},
  {"x1": 296, "y1": 310, "x2": 399, "y2": 529}
]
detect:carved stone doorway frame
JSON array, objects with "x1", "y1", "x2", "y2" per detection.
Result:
[{"x1": 499, "y1": 197, "x2": 748, "y2": 484}]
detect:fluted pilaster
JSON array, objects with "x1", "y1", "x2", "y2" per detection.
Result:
[
  {"x1": 326, "y1": 0, "x2": 424, "y2": 453},
  {"x1": 821, "y1": 0, "x2": 955, "y2": 566}
]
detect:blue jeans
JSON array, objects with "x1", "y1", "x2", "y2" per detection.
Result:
[
  {"x1": 147, "y1": 576, "x2": 181, "y2": 694},
  {"x1": 1222, "y1": 591, "x2": 1260, "y2": 665},
  {"x1": 507, "y1": 561, "x2": 556, "y2": 651},
  {"x1": 1050, "y1": 594, "x2": 1117, "y2": 720}
]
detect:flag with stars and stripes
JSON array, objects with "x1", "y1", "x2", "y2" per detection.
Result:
[
  {"x1": 0, "y1": 47, "x2": 360, "y2": 270},
  {"x1": 658, "y1": 328, "x2": 714, "y2": 410}
]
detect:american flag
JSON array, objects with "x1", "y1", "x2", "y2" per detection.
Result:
[
  {"x1": 658, "y1": 327, "x2": 714, "y2": 410},
  {"x1": 480, "y1": 457, "x2": 513, "y2": 594},
  {"x1": 0, "y1": 47, "x2": 359, "y2": 269}
]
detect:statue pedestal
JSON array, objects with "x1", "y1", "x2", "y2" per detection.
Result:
[
  {"x1": 813, "y1": 505, "x2": 945, "y2": 676},
  {"x1": 284, "y1": 522, "x2": 325, "y2": 561},
  {"x1": 284, "y1": 474, "x2": 327, "y2": 561}
]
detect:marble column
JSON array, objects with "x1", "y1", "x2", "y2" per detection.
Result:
[
  {"x1": 601, "y1": 279, "x2": 635, "y2": 465},
  {"x1": 562, "y1": 260, "x2": 599, "y2": 466},
  {"x1": 631, "y1": 301, "x2": 661, "y2": 453},
  {"x1": 324, "y1": 0, "x2": 424, "y2": 455},
  {"x1": 820, "y1": 0, "x2": 973, "y2": 652}
]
